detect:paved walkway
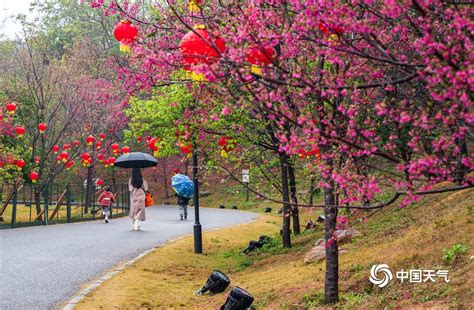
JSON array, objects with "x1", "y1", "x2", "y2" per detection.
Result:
[{"x1": 0, "y1": 206, "x2": 257, "y2": 309}]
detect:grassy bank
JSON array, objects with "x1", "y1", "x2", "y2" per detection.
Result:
[{"x1": 76, "y1": 188, "x2": 473, "y2": 309}]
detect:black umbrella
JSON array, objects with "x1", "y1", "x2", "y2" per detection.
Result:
[{"x1": 114, "y1": 152, "x2": 158, "y2": 168}]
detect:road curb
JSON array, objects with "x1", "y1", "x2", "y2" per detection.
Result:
[{"x1": 62, "y1": 214, "x2": 259, "y2": 309}]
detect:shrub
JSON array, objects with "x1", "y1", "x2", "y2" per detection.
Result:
[{"x1": 442, "y1": 243, "x2": 468, "y2": 264}]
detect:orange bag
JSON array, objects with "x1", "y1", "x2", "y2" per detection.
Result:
[{"x1": 145, "y1": 192, "x2": 154, "y2": 207}]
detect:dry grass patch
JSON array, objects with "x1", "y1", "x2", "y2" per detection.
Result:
[{"x1": 75, "y1": 188, "x2": 473, "y2": 309}]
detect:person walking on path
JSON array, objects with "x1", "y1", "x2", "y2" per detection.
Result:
[
  {"x1": 97, "y1": 186, "x2": 115, "y2": 223},
  {"x1": 176, "y1": 193, "x2": 190, "y2": 220},
  {"x1": 129, "y1": 168, "x2": 148, "y2": 230}
]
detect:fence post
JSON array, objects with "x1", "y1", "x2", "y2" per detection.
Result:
[
  {"x1": 44, "y1": 184, "x2": 49, "y2": 225},
  {"x1": 66, "y1": 184, "x2": 71, "y2": 223},
  {"x1": 11, "y1": 186, "x2": 18, "y2": 228}
]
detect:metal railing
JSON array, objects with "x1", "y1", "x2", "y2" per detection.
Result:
[{"x1": 0, "y1": 182, "x2": 130, "y2": 229}]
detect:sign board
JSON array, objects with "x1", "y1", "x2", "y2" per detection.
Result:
[{"x1": 242, "y1": 170, "x2": 250, "y2": 183}]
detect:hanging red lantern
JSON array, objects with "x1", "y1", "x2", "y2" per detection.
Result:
[
  {"x1": 105, "y1": 157, "x2": 115, "y2": 167},
  {"x1": 63, "y1": 143, "x2": 71, "y2": 150},
  {"x1": 245, "y1": 46, "x2": 276, "y2": 75},
  {"x1": 180, "y1": 25, "x2": 225, "y2": 80},
  {"x1": 122, "y1": 146, "x2": 131, "y2": 154},
  {"x1": 15, "y1": 159, "x2": 25, "y2": 170},
  {"x1": 66, "y1": 161, "x2": 74, "y2": 170},
  {"x1": 52, "y1": 145, "x2": 60, "y2": 154},
  {"x1": 15, "y1": 126, "x2": 25, "y2": 138},
  {"x1": 189, "y1": 0, "x2": 204, "y2": 12},
  {"x1": 113, "y1": 20, "x2": 138, "y2": 53},
  {"x1": 111, "y1": 143, "x2": 120, "y2": 153},
  {"x1": 218, "y1": 136, "x2": 236, "y2": 157},
  {"x1": 317, "y1": 21, "x2": 343, "y2": 41},
  {"x1": 29, "y1": 171, "x2": 39, "y2": 183},
  {"x1": 34, "y1": 156, "x2": 41, "y2": 164},
  {"x1": 86, "y1": 135, "x2": 95, "y2": 146},
  {"x1": 96, "y1": 179, "x2": 104, "y2": 187},
  {"x1": 59, "y1": 151, "x2": 69, "y2": 162},
  {"x1": 179, "y1": 143, "x2": 192, "y2": 155},
  {"x1": 38, "y1": 123, "x2": 47, "y2": 133},
  {"x1": 73, "y1": 139, "x2": 80, "y2": 147},
  {"x1": 96, "y1": 140, "x2": 102, "y2": 150},
  {"x1": 97, "y1": 153, "x2": 105, "y2": 162},
  {"x1": 136, "y1": 136, "x2": 143, "y2": 143},
  {"x1": 99, "y1": 132, "x2": 106, "y2": 140},
  {"x1": 6, "y1": 102, "x2": 17, "y2": 114},
  {"x1": 311, "y1": 147, "x2": 321, "y2": 160}
]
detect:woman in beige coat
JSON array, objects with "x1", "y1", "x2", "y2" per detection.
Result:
[{"x1": 129, "y1": 167, "x2": 148, "y2": 230}]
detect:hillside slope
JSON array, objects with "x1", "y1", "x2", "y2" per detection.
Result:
[{"x1": 76, "y1": 188, "x2": 473, "y2": 309}]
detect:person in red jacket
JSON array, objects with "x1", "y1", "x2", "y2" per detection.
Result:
[{"x1": 97, "y1": 186, "x2": 115, "y2": 223}]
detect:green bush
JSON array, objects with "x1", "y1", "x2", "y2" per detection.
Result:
[{"x1": 442, "y1": 243, "x2": 467, "y2": 264}]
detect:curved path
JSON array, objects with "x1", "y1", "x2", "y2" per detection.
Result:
[{"x1": 0, "y1": 206, "x2": 257, "y2": 309}]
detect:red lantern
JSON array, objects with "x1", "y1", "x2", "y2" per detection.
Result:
[
  {"x1": 122, "y1": 146, "x2": 131, "y2": 154},
  {"x1": 97, "y1": 153, "x2": 105, "y2": 162},
  {"x1": 63, "y1": 143, "x2": 71, "y2": 150},
  {"x1": 96, "y1": 140, "x2": 102, "y2": 150},
  {"x1": 218, "y1": 136, "x2": 228, "y2": 147},
  {"x1": 111, "y1": 143, "x2": 120, "y2": 153},
  {"x1": 15, "y1": 126, "x2": 25, "y2": 138},
  {"x1": 30, "y1": 171, "x2": 39, "y2": 183},
  {"x1": 136, "y1": 136, "x2": 143, "y2": 143},
  {"x1": 15, "y1": 159, "x2": 25, "y2": 169},
  {"x1": 106, "y1": 157, "x2": 115, "y2": 167},
  {"x1": 113, "y1": 20, "x2": 138, "y2": 53},
  {"x1": 317, "y1": 21, "x2": 343, "y2": 40},
  {"x1": 38, "y1": 123, "x2": 47, "y2": 133},
  {"x1": 66, "y1": 161, "x2": 74, "y2": 170},
  {"x1": 189, "y1": 0, "x2": 204, "y2": 12},
  {"x1": 6, "y1": 102, "x2": 17, "y2": 114},
  {"x1": 59, "y1": 151, "x2": 69, "y2": 162},
  {"x1": 34, "y1": 156, "x2": 41, "y2": 164},
  {"x1": 99, "y1": 132, "x2": 106, "y2": 140},
  {"x1": 73, "y1": 139, "x2": 80, "y2": 147},
  {"x1": 297, "y1": 148, "x2": 307, "y2": 159},
  {"x1": 179, "y1": 143, "x2": 192, "y2": 155},
  {"x1": 245, "y1": 46, "x2": 276, "y2": 75},
  {"x1": 52, "y1": 145, "x2": 60, "y2": 154},
  {"x1": 180, "y1": 25, "x2": 225, "y2": 67},
  {"x1": 96, "y1": 179, "x2": 104, "y2": 187},
  {"x1": 86, "y1": 135, "x2": 95, "y2": 146},
  {"x1": 81, "y1": 153, "x2": 90, "y2": 160}
]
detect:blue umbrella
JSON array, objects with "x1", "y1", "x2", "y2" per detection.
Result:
[{"x1": 172, "y1": 173, "x2": 194, "y2": 198}]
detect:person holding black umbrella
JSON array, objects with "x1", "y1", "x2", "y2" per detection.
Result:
[
  {"x1": 114, "y1": 152, "x2": 158, "y2": 231},
  {"x1": 129, "y1": 168, "x2": 148, "y2": 231}
]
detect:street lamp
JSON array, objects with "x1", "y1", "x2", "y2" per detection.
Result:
[{"x1": 192, "y1": 138, "x2": 202, "y2": 253}]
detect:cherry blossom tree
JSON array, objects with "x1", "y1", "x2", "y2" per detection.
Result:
[{"x1": 91, "y1": 0, "x2": 473, "y2": 303}]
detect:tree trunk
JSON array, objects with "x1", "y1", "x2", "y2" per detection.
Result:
[
  {"x1": 84, "y1": 166, "x2": 94, "y2": 214},
  {"x1": 162, "y1": 157, "x2": 169, "y2": 198},
  {"x1": 455, "y1": 137, "x2": 469, "y2": 184},
  {"x1": 279, "y1": 152, "x2": 292, "y2": 248},
  {"x1": 324, "y1": 180, "x2": 339, "y2": 304},
  {"x1": 111, "y1": 169, "x2": 117, "y2": 193},
  {"x1": 185, "y1": 158, "x2": 189, "y2": 176},
  {"x1": 308, "y1": 177, "x2": 316, "y2": 205},
  {"x1": 34, "y1": 191, "x2": 42, "y2": 221},
  {"x1": 287, "y1": 159, "x2": 301, "y2": 235}
]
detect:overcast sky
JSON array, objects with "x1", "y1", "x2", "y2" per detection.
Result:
[{"x1": 0, "y1": 0, "x2": 35, "y2": 39}]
